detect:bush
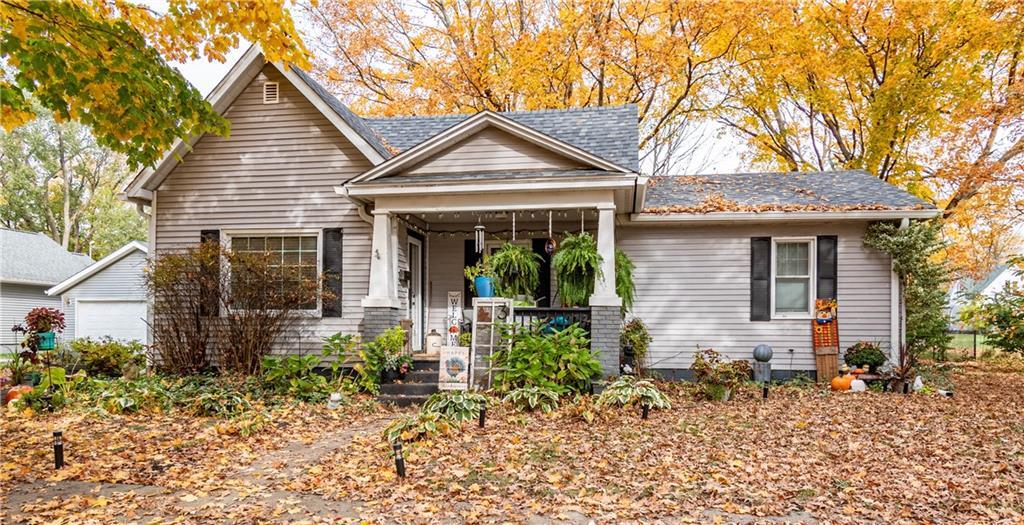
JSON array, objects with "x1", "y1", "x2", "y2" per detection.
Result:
[
  {"x1": 597, "y1": 375, "x2": 671, "y2": 409},
  {"x1": 843, "y1": 341, "x2": 887, "y2": 370},
  {"x1": 71, "y1": 338, "x2": 145, "y2": 377},
  {"x1": 503, "y1": 385, "x2": 560, "y2": 413},
  {"x1": 353, "y1": 326, "x2": 409, "y2": 392},
  {"x1": 620, "y1": 318, "x2": 652, "y2": 375},
  {"x1": 970, "y1": 276, "x2": 1024, "y2": 354},
  {"x1": 261, "y1": 354, "x2": 330, "y2": 402},
  {"x1": 492, "y1": 321, "x2": 600, "y2": 394},
  {"x1": 422, "y1": 391, "x2": 490, "y2": 422},
  {"x1": 691, "y1": 348, "x2": 750, "y2": 400}
]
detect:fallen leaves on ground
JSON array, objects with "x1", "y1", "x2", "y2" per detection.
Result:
[{"x1": 291, "y1": 366, "x2": 1024, "y2": 523}]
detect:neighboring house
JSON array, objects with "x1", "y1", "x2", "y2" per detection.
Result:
[
  {"x1": 947, "y1": 264, "x2": 1022, "y2": 330},
  {"x1": 122, "y1": 46, "x2": 939, "y2": 379},
  {"x1": 0, "y1": 229, "x2": 93, "y2": 351},
  {"x1": 46, "y1": 241, "x2": 149, "y2": 343}
]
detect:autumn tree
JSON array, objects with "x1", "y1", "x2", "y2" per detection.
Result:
[
  {"x1": 1, "y1": 0, "x2": 310, "y2": 168},
  {"x1": 301, "y1": 0, "x2": 745, "y2": 174},
  {"x1": 0, "y1": 108, "x2": 145, "y2": 257},
  {"x1": 715, "y1": 0, "x2": 1024, "y2": 279}
]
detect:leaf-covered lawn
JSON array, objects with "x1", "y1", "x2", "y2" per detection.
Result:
[
  {"x1": 293, "y1": 367, "x2": 1024, "y2": 523},
  {"x1": 2, "y1": 366, "x2": 1023, "y2": 524}
]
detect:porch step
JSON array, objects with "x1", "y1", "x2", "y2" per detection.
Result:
[
  {"x1": 379, "y1": 382, "x2": 439, "y2": 396},
  {"x1": 410, "y1": 355, "x2": 441, "y2": 372},
  {"x1": 377, "y1": 393, "x2": 431, "y2": 407},
  {"x1": 406, "y1": 370, "x2": 439, "y2": 383}
]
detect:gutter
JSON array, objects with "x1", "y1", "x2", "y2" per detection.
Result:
[
  {"x1": 334, "y1": 185, "x2": 374, "y2": 224},
  {"x1": 628, "y1": 208, "x2": 940, "y2": 224}
]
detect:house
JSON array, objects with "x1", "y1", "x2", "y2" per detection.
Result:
[
  {"x1": 46, "y1": 241, "x2": 149, "y2": 343},
  {"x1": 0, "y1": 229, "x2": 93, "y2": 351},
  {"x1": 122, "y1": 46, "x2": 938, "y2": 379},
  {"x1": 947, "y1": 263, "x2": 1022, "y2": 330}
]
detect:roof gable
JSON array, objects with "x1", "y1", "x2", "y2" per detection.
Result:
[
  {"x1": 0, "y1": 229, "x2": 93, "y2": 286},
  {"x1": 124, "y1": 46, "x2": 387, "y2": 202},
  {"x1": 365, "y1": 105, "x2": 639, "y2": 171},
  {"x1": 46, "y1": 241, "x2": 147, "y2": 296},
  {"x1": 403, "y1": 126, "x2": 587, "y2": 176},
  {"x1": 349, "y1": 111, "x2": 633, "y2": 184}
]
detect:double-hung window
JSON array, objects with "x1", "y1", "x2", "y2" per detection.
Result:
[
  {"x1": 771, "y1": 238, "x2": 815, "y2": 318},
  {"x1": 229, "y1": 233, "x2": 320, "y2": 311}
]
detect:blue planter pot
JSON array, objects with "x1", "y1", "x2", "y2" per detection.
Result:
[{"x1": 474, "y1": 276, "x2": 495, "y2": 297}]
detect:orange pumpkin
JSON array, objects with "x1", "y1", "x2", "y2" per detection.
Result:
[
  {"x1": 852, "y1": 368, "x2": 865, "y2": 375},
  {"x1": 830, "y1": 374, "x2": 854, "y2": 391},
  {"x1": 4, "y1": 385, "x2": 34, "y2": 405}
]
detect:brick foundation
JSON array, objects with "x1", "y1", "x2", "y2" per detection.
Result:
[
  {"x1": 590, "y1": 305, "x2": 622, "y2": 376},
  {"x1": 362, "y1": 307, "x2": 403, "y2": 342}
]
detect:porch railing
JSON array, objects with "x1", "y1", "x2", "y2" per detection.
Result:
[{"x1": 510, "y1": 307, "x2": 592, "y2": 334}]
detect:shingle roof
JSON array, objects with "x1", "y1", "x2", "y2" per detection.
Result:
[
  {"x1": 643, "y1": 170, "x2": 933, "y2": 213},
  {"x1": 371, "y1": 169, "x2": 618, "y2": 185},
  {"x1": 0, "y1": 229, "x2": 93, "y2": 285},
  {"x1": 364, "y1": 105, "x2": 640, "y2": 171},
  {"x1": 289, "y1": 67, "x2": 396, "y2": 159}
]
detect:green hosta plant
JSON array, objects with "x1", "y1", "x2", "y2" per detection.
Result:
[
  {"x1": 261, "y1": 354, "x2": 330, "y2": 402},
  {"x1": 503, "y1": 385, "x2": 560, "y2": 413},
  {"x1": 422, "y1": 391, "x2": 490, "y2": 422},
  {"x1": 490, "y1": 242, "x2": 542, "y2": 297},
  {"x1": 552, "y1": 232, "x2": 602, "y2": 306},
  {"x1": 597, "y1": 375, "x2": 671, "y2": 409},
  {"x1": 384, "y1": 411, "x2": 453, "y2": 444},
  {"x1": 492, "y1": 321, "x2": 601, "y2": 394}
]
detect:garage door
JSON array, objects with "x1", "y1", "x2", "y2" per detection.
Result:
[{"x1": 77, "y1": 300, "x2": 148, "y2": 342}]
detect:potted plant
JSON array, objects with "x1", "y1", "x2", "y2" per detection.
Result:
[
  {"x1": 363, "y1": 326, "x2": 413, "y2": 384},
  {"x1": 691, "y1": 348, "x2": 751, "y2": 401},
  {"x1": 24, "y1": 307, "x2": 65, "y2": 351},
  {"x1": 381, "y1": 353, "x2": 413, "y2": 383},
  {"x1": 843, "y1": 341, "x2": 887, "y2": 373},
  {"x1": 551, "y1": 232, "x2": 602, "y2": 306},
  {"x1": 464, "y1": 257, "x2": 496, "y2": 298},
  {"x1": 489, "y1": 243, "x2": 542, "y2": 299}
]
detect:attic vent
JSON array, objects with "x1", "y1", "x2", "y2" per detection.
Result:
[{"x1": 262, "y1": 81, "x2": 279, "y2": 104}]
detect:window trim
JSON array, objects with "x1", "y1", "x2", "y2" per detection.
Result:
[
  {"x1": 221, "y1": 229, "x2": 324, "y2": 315},
  {"x1": 770, "y1": 237, "x2": 816, "y2": 320}
]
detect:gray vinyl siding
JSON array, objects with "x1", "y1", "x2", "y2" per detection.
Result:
[
  {"x1": 154, "y1": 65, "x2": 379, "y2": 353},
  {"x1": 0, "y1": 283, "x2": 63, "y2": 350},
  {"x1": 619, "y1": 222, "x2": 892, "y2": 371},
  {"x1": 59, "y1": 250, "x2": 148, "y2": 340},
  {"x1": 405, "y1": 127, "x2": 585, "y2": 175}
]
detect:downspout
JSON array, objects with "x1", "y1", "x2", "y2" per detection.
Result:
[{"x1": 335, "y1": 184, "x2": 374, "y2": 224}]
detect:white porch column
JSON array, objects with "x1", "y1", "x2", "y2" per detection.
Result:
[
  {"x1": 362, "y1": 209, "x2": 402, "y2": 308},
  {"x1": 590, "y1": 204, "x2": 621, "y2": 307}
]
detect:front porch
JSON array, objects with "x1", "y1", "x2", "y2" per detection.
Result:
[{"x1": 345, "y1": 180, "x2": 638, "y2": 376}]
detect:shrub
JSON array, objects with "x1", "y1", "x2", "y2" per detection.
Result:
[
  {"x1": 691, "y1": 348, "x2": 750, "y2": 400},
  {"x1": 490, "y1": 242, "x2": 542, "y2": 298},
  {"x1": 552, "y1": 232, "x2": 602, "y2": 306},
  {"x1": 261, "y1": 354, "x2": 330, "y2": 402},
  {"x1": 597, "y1": 375, "x2": 671, "y2": 409},
  {"x1": 353, "y1": 326, "x2": 408, "y2": 392},
  {"x1": 843, "y1": 341, "x2": 887, "y2": 370},
  {"x1": 503, "y1": 385, "x2": 560, "y2": 413},
  {"x1": 620, "y1": 318, "x2": 652, "y2": 375},
  {"x1": 384, "y1": 411, "x2": 452, "y2": 444},
  {"x1": 321, "y1": 332, "x2": 359, "y2": 380},
  {"x1": 145, "y1": 242, "x2": 221, "y2": 374},
  {"x1": 492, "y1": 321, "x2": 600, "y2": 394},
  {"x1": 969, "y1": 274, "x2": 1024, "y2": 353},
  {"x1": 71, "y1": 338, "x2": 145, "y2": 377},
  {"x1": 422, "y1": 391, "x2": 490, "y2": 422}
]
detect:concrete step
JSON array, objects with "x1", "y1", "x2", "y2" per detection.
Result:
[
  {"x1": 379, "y1": 382, "x2": 439, "y2": 396},
  {"x1": 410, "y1": 356, "x2": 440, "y2": 372},
  {"x1": 377, "y1": 394, "x2": 430, "y2": 408},
  {"x1": 406, "y1": 370, "x2": 439, "y2": 383}
]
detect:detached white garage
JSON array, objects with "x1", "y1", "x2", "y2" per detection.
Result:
[{"x1": 46, "y1": 241, "x2": 149, "y2": 343}]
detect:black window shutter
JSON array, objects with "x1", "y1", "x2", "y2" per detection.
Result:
[
  {"x1": 750, "y1": 237, "x2": 771, "y2": 321},
  {"x1": 322, "y1": 228, "x2": 344, "y2": 317},
  {"x1": 532, "y1": 238, "x2": 552, "y2": 307},
  {"x1": 464, "y1": 239, "x2": 481, "y2": 301},
  {"x1": 200, "y1": 230, "x2": 220, "y2": 317},
  {"x1": 817, "y1": 235, "x2": 838, "y2": 301}
]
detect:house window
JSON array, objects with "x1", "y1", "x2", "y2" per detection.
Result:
[
  {"x1": 229, "y1": 234, "x2": 320, "y2": 310},
  {"x1": 772, "y1": 238, "x2": 815, "y2": 318}
]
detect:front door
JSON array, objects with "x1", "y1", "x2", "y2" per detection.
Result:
[{"x1": 407, "y1": 236, "x2": 424, "y2": 352}]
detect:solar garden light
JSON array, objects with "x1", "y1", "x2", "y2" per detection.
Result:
[
  {"x1": 763, "y1": 381, "x2": 769, "y2": 400},
  {"x1": 53, "y1": 431, "x2": 64, "y2": 469},
  {"x1": 641, "y1": 404, "x2": 650, "y2": 420},
  {"x1": 393, "y1": 441, "x2": 406, "y2": 478},
  {"x1": 478, "y1": 407, "x2": 487, "y2": 428}
]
